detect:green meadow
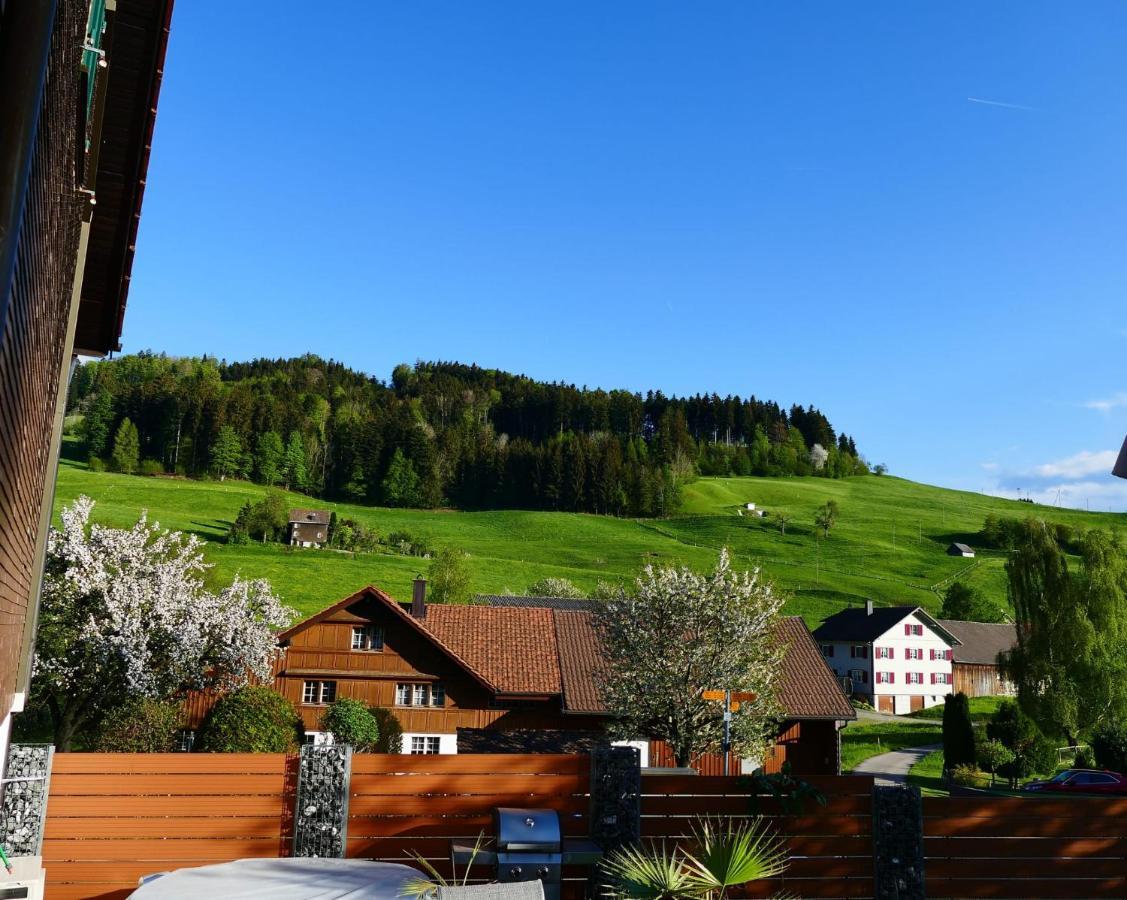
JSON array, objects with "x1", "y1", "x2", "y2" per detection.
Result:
[{"x1": 53, "y1": 456, "x2": 1124, "y2": 625}]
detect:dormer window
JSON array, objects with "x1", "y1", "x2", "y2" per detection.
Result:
[{"x1": 352, "y1": 625, "x2": 384, "y2": 651}]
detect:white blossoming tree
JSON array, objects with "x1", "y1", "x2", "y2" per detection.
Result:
[
  {"x1": 34, "y1": 497, "x2": 293, "y2": 749},
  {"x1": 594, "y1": 549, "x2": 785, "y2": 767}
]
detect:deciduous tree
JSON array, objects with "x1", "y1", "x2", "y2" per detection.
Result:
[
  {"x1": 814, "y1": 500, "x2": 839, "y2": 538},
  {"x1": 210, "y1": 425, "x2": 242, "y2": 480},
  {"x1": 34, "y1": 497, "x2": 293, "y2": 749},
  {"x1": 428, "y1": 547, "x2": 472, "y2": 604},
  {"x1": 594, "y1": 550, "x2": 784, "y2": 767}
]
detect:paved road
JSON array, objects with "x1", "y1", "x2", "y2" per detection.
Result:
[
  {"x1": 852, "y1": 743, "x2": 942, "y2": 785},
  {"x1": 855, "y1": 708, "x2": 918, "y2": 724}
]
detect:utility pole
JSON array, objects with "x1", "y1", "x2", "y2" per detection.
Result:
[{"x1": 703, "y1": 689, "x2": 757, "y2": 776}]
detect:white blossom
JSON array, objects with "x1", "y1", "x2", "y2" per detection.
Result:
[
  {"x1": 35, "y1": 497, "x2": 294, "y2": 746},
  {"x1": 594, "y1": 548, "x2": 785, "y2": 767}
]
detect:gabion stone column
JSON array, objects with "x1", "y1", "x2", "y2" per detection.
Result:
[
  {"x1": 872, "y1": 783, "x2": 925, "y2": 900},
  {"x1": 0, "y1": 744, "x2": 54, "y2": 856},
  {"x1": 293, "y1": 743, "x2": 352, "y2": 858},
  {"x1": 590, "y1": 745, "x2": 641, "y2": 852}
]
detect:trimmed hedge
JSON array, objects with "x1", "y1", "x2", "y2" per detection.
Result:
[
  {"x1": 320, "y1": 699, "x2": 380, "y2": 751},
  {"x1": 93, "y1": 698, "x2": 181, "y2": 752}
]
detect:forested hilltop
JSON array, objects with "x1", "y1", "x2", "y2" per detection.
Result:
[{"x1": 68, "y1": 353, "x2": 866, "y2": 517}]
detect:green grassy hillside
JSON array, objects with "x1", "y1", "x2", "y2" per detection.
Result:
[{"x1": 52, "y1": 457, "x2": 1124, "y2": 626}]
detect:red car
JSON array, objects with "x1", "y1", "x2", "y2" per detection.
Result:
[{"x1": 1024, "y1": 769, "x2": 1127, "y2": 795}]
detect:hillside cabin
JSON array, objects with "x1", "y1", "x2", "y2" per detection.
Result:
[
  {"x1": 184, "y1": 585, "x2": 855, "y2": 775},
  {"x1": 947, "y1": 542, "x2": 975, "y2": 558},
  {"x1": 937, "y1": 619, "x2": 1017, "y2": 697},
  {"x1": 288, "y1": 509, "x2": 330, "y2": 547},
  {"x1": 814, "y1": 601, "x2": 960, "y2": 714}
]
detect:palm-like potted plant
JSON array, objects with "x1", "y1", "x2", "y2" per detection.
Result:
[{"x1": 600, "y1": 817, "x2": 787, "y2": 899}]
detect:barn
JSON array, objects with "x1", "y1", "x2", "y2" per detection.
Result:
[
  {"x1": 936, "y1": 618, "x2": 1017, "y2": 697},
  {"x1": 947, "y1": 542, "x2": 976, "y2": 558}
]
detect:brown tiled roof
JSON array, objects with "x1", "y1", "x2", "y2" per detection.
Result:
[
  {"x1": 553, "y1": 610, "x2": 606, "y2": 713},
  {"x1": 424, "y1": 606, "x2": 562, "y2": 695},
  {"x1": 772, "y1": 616, "x2": 856, "y2": 720}
]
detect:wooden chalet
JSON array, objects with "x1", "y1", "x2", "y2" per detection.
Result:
[
  {"x1": 936, "y1": 618, "x2": 1017, "y2": 697},
  {"x1": 185, "y1": 585, "x2": 855, "y2": 773}
]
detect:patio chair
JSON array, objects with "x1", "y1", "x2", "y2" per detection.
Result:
[{"x1": 436, "y1": 882, "x2": 545, "y2": 900}]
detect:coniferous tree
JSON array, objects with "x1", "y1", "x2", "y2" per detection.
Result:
[
  {"x1": 381, "y1": 448, "x2": 420, "y2": 507},
  {"x1": 82, "y1": 390, "x2": 115, "y2": 458},
  {"x1": 255, "y1": 431, "x2": 284, "y2": 485},
  {"x1": 942, "y1": 692, "x2": 976, "y2": 771},
  {"x1": 283, "y1": 432, "x2": 308, "y2": 491},
  {"x1": 110, "y1": 418, "x2": 140, "y2": 474},
  {"x1": 210, "y1": 425, "x2": 242, "y2": 481}
]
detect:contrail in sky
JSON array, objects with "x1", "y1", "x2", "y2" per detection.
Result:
[{"x1": 967, "y1": 96, "x2": 1038, "y2": 112}]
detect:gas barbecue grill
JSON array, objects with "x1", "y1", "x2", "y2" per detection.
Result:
[{"x1": 450, "y1": 807, "x2": 602, "y2": 900}]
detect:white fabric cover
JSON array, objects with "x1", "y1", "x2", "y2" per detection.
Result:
[{"x1": 130, "y1": 858, "x2": 424, "y2": 899}]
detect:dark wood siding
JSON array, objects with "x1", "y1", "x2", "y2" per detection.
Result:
[{"x1": 0, "y1": 0, "x2": 87, "y2": 723}]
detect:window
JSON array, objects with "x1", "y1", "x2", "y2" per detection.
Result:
[
  {"x1": 876, "y1": 647, "x2": 893, "y2": 659},
  {"x1": 906, "y1": 647, "x2": 923, "y2": 660},
  {"x1": 351, "y1": 625, "x2": 384, "y2": 651},
  {"x1": 904, "y1": 623, "x2": 923, "y2": 636},
  {"x1": 906, "y1": 672, "x2": 924, "y2": 685},
  {"x1": 850, "y1": 669, "x2": 869, "y2": 684},
  {"x1": 821, "y1": 644, "x2": 834, "y2": 658},
  {"x1": 931, "y1": 672, "x2": 951, "y2": 685},
  {"x1": 396, "y1": 682, "x2": 445, "y2": 707},
  {"x1": 303, "y1": 680, "x2": 336, "y2": 704},
  {"x1": 410, "y1": 736, "x2": 442, "y2": 755},
  {"x1": 876, "y1": 671, "x2": 893, "y2": 684},
  {"x1": 850, "y1": 645, "x2": 868, "y2": 659}
]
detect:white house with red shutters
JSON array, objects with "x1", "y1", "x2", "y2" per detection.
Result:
[{"x1": 812, "y1": 601, "x2": 960, "y2": 714}]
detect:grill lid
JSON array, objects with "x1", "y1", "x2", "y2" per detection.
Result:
[{"x1": 495, "y1": 807, "x2": 561, "y2": 851}]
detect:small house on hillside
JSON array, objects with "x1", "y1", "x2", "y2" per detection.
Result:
[
  {"x1": 947, "y1": 542, "x2": 975, "y2": 558},
  {"x1": 288, "y1": 509, "x2": 330, "y2": 547}
]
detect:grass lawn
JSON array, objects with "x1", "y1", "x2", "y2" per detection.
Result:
[
  {"x1": 908, "y1": 695, "x2": 1008, "y2": 723},
  {"x1": 53, "y1": 454, "x2": 1125, "y2": 624},
  {"x1": 840, "y1": 720, "x2": 942, "y2": 773},
  {"x1": 906, "y1": 749, "x2": 947, "y2": 796}
]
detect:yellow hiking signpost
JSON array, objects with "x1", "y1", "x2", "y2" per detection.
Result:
[{"x1": 702, "y1": 689, "x2": 758, "y2": 775}]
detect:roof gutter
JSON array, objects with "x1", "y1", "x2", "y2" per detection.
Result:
[{"x1": 0, "y1": 0, "x2": 58, "y2": 323}]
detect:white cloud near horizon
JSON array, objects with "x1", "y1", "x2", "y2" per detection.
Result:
[
  {"x1": 1084, "y1": 392, "x2": 1127, "y2": 413},
  {"x1": 1032, "y1": 449, "x2": 1118, "y2": 480}
]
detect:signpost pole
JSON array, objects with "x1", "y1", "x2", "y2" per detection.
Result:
[{"x1": 722, "y1": 689, "x2": 731, "y2": 776}]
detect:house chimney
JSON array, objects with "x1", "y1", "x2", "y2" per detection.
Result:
[
  {"x1": 865, "y1": 600, "x2": 873, "y2": 616},
  {"x1": 412, "y1": 577, "x2": 427, "y2": 618}
]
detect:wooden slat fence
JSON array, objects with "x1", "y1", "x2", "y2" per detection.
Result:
[
  {"x1": 640, "y1": 773, "x2": 876, "y2": 899},
  {"x1": 43, "y1": 753, "x2": 296, "y2": 900},
  {"x1": 346, "y1": 753, "x2": 591, "y2": 897},
  {"x1": 923, "y1": 796, "x2": 1127, "y2": 898}
]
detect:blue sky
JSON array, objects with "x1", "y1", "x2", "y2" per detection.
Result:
[{"x1": 125, "y1": 2, "x2": 1127, "y2": 509}]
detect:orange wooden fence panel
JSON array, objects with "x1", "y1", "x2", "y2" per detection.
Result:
[
  {"x1": 640, "y1": 773, "x2": 876, "y2": 900},
  {"x1": 43, "y1": 753, "x2": 295, "y2": 900},
  {"x1": 922, "y1": 795, "x2": 1127, "y2": 899}
]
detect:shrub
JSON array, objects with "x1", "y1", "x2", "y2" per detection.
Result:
[
  {"x1": 87, "y1": 456, "x2": 107, "y2": 473},
  {"x1": 526, "y1": 577, "x2": 585, "y2": 599},
  {"x1": 370, "y1": 707, "x2": 404, "y2": 753},
  {"x1": 949, "y1": 764, "x2": 989, "y2": 788},
  {"x1": 320, "y1": 698, "x2": 380, "y2": 751},
  {"x1": 977, "y1": 738, "x2": 1015, "y2": 787},
  {"x1": 1092, "y1": 724, "x2": 1127, "y2": 773},
  {"x1": 943, "y1": 693, "x2": 976, "y2": 770},
  {"x1": 92, "y1": 699, "x2": 182, "y2": 752},
  {"x1": 139, "y1": 458, "x2": 165, "y2": 476},
  {"x1": 196, "y1": 686, "x2": 303, "y2": 752},
  {"x1": 987, "y1": 701, "x2": 1057, "y2": 787}
]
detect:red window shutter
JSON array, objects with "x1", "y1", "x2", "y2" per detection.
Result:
[
  {"x1": 946, "y1": 649, "x2": 953, "y2": 661},
  {"x1": 862, "y1": 671, "x2": 868, "y2": 684},
  {"x1": 904, "y1": 624, "x2": 910, "y2": 635},
  {"x1": 930, "y1": 672, "x2": 936, "y2": 684},
  {"x1": 890, "y1": 672, "x2": 895, "y2": 684}
]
